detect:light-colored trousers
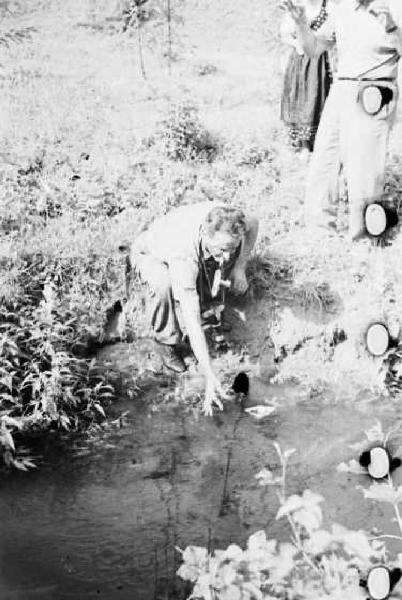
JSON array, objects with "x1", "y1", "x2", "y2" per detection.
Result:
[{"x1": 305, "y1": 80, "x2": 398, "y2": 232}]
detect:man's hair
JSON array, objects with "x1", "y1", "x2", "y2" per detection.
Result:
[{"x1": 203, "y1": 206, "x2": 246, "y2": 238}]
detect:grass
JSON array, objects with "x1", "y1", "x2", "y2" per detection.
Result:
[{"x1": 2, "y1": 0, "x2": 402, "y2": 467}]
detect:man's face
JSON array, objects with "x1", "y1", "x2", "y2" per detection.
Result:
[{"x1": 204, "y1": 231, "x2": 241, "y2": 264}]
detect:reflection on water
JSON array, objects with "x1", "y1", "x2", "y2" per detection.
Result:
[{"x1": 0, "y1": 383, "x2": 400, "y2": 600}]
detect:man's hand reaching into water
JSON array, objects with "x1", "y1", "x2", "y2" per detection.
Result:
[{"x1": 203, "y1": 370, "x2": 228, "y2": 416}]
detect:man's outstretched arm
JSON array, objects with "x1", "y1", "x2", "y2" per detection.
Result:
[{"x1": 170, "y1": 261, "x2": 227, "y2": 415}]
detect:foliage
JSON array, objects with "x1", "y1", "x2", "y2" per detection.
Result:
[
  {"x1": 267, "y1": 273, "x2": 402, "y2": 396},
  {"x1": 0, "y1": 26, "x2": 36, "y2": 47},
  {"x1": 384, "y1": 154, "x2": 402, "y2": 211},
  {"x1": 0, "y1": 1, "x2": 41, "y2": 17},
  {"x1": 122, "y1": 0, "x2": 183, "y2": 30},
  {"x1": 157, "y1": 101, "x2": 220, "y2": 162},
  {"x1": 120, "y1": 0, "x2": 185, "y2": 77},
  {"x1": 177, "y1": 440, "x2": 402, "y2": 600},
  {"x1": 122, "y1": 0, "x2": 154, "y2": 28},
  {"x1": 194, "y1": 62, "x2": 218, "y2": 77},
  {"x1": 0, "y1": 244, "x2": 117, "y2": 469}
]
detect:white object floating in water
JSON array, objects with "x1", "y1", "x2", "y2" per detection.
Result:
[
  {"x1": 368, "y1": 447, "x2": 390, "y2": 480},
  {"x1": 365, "y1": 204, "x2": 387, "y2": 237},
  {"x1": 367, "y1": 566, "x2": 391, "y2": 600},
  {"x1": 366, "y1": 323, "x2": 390, "y2": 357},
  {"x1": 245, "y1": 405, "x2": 276, "y2": 419}
]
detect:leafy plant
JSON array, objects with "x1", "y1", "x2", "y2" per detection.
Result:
[
  {"x1": 0, "y1": 26, "x2": 36, "y2": 47},
  {"x1": 0, "y1": 245, "x2": 118, "y2": 470},
  {"x1": 158, "y1": 101, "x2": 220, "y2": 162},
  {"x1": 177, "y1": 441, "x2": 402, "y2": 599},
  {"x1": 122, "y1": 0, "x2": 149, "y2": 78},
  {"x1": 122, "y1": 0, "x2": 184, "y2": 77}
]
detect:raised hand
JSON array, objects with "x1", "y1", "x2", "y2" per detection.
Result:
[{"x1": 280, "y1": 0, "x2": 308, "y2": 26}]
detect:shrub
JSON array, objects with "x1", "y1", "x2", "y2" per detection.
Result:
[
  {"x1": 0, "y1": 25, "x2": 36, "y2": 47},
  {"x1": 122, "y1": 0, "x2": 154, "y2": 29},
  {"x1": 195, "y1": 62, "x2": 218, "y2": 77},
  {"x1": 0, "y1": 226, "x2": 123, "y2": 470},
  {"x1": 158, "y1": 101, "x2": 220, "y2": 162}
]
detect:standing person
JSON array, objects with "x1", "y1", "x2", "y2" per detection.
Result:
[
  {"x1": 280, "y1": 0, "x2": 333, "y2": 160},
  {"x1": 281, "y1": 0, "x2": 402, "y2": 241},
  {"x1": 124, "y1": 202, "x2": 259, "y2": 416}
]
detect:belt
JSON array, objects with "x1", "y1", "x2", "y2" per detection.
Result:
[{"x1": 337, "y1": 76, "x2": 395, "y2": 82}]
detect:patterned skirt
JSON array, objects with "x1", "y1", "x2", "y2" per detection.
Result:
[{"x1": 281, "y1": 49, "x2": 332, "y2": 152}]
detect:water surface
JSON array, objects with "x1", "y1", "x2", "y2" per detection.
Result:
[{"x1": 0, "y1": 383, "x2": 400, "y2": 600}]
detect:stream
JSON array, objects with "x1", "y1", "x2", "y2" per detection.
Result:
[{"x1": 0, "y1": 381, "x2": 400, "y2": 600}]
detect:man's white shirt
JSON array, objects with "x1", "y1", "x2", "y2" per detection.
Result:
[{"x1": 317, "y1": 0, "x2": 402, "y2": 78}]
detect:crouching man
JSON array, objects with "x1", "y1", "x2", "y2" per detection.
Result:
[{"x1": 129, "y1": 202, "x2": 259, "y2": 415}]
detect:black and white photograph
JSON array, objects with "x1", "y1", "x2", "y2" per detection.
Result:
[{"x1": 1, "y1": 0, "x2": 402, "y2": 598}]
